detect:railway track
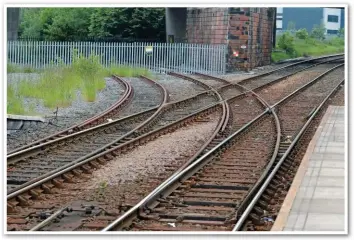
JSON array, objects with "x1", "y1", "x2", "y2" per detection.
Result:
[
  {"x1": 6, "y1": 54, "x2": 344, "y2": 231},
  {"x1": 7, "y1": 54, "x2": 342, "y2": 156},
  {"x1": 234, "y1": 83, "x2": 345, "y2": 232},
  {"x1": 98, "y1": 62, "x2": 344, "y2": 231},
  {"x1": 7, "y1": 83, "x2": 224, "y2": 194},
  {"x1": 7, "y1": 76, "x2": 134, "y2": 154}
]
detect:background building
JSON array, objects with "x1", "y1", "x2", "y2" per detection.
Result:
[{"x1": 276, "y1": 7, "x2": 344, "y2": 35}]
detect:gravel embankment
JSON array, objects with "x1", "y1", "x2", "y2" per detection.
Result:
[
  {"x1": 78, "y1": 113, "x2": 219, "y2": 212},
  {"x1": 11, "y1": 112, "x2": 220, "y2": 231},
  {"x1": 154, "y1": 74, "x2": 206, "y2": 102},
  {"x1": 7, "y1": 74, "x2": 124, "y2": 152},
  {"x1": 114, "y1": 77, "x2": 163, "y2": 118},
  {"x1": 220, "y1": 62, "x2": 292, "y2": 83}
]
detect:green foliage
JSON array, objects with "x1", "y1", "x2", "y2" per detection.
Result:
[
  {"x1": 271, "y1": 51, "x2": 289, "y2": 62},
  {"x1": 19, "y1": 8, "x2": 166, "y2": 41},
  {"x1": 272, "y1": 35, "x2": 344, "y2": 62},
  {"x1": 311, "y1": 24, "x2": 326, "y2": 40},
  {"x1": 326, "y1": 36, "x2": 345, "y2": 47},
  {"x1": 7, "y1": 85, "x2": 25, "y2": 114},
  {"x1": 7, "y1": 63, "x2": 20, "y2": 73},
  {"x1": 106, "y1": 64, "x2": 151, "y2": 78},
  {"x1": 9, "y1": 50, "x2": 152, "y2": 111},
  {"x1": 295, "y1": 28, "x2": 309, "y2": 40},
  {"x1": 338, "y1": 28, "x2": 344, "y2": 38},
  {"x1": 7, "y1": 63, "x2": 37, "y2": 73},
  {"x1": 277, "y1": 32, "x2": 296, "y2": 56}
]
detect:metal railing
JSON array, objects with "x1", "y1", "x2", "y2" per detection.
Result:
[{"x1": 7, "y1": 41, "x2": 227, "y2": 75}]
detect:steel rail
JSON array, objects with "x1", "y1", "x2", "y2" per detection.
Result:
[
  {"x1": 10, "y1": 61, "x2": 344, "y2": 230},
  {"x1": 25, "y1": 71, "x2": 229, "y2": 232},
  {"x1": 7, "y1": 107, "x2": 156, "y2": 164},
  {"x1": 101, "y1": 80, "x2": 277, "y2": 231},
  {"x1": 232, "y1": 79, "x2": 345, "y2": 231},
  {"x1": 235, "y1": 54, "x2": 344, "y2": 85},
  {"x1": 7, "y1": 55, "x2": 343, "y2": 159},
  {"x1": 29, "y1": 206, "x2": 69, "y2": 231},
  {"x1": 6, "y1": 101, "x2": 222, "y2": 200},
  {"x1": 7, "y1": 76, "x2": 169, "y2": 194},
  {"x1": 7, "y1": 53, "x2": 343, "y2": 156},
  {"x1": 7, "y1": 76, "x2": 133, "y2": 155},
  {"x1": 101, "y1": 62, "x2": 344, "y2": 231}
]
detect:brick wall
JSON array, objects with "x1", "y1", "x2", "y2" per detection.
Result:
[
  {"x1": 186, "y1": 8, "x2": 229, "y2": 44},
  {"x1": 186, "y1": 7, "x2": 275, "y2": 71}
]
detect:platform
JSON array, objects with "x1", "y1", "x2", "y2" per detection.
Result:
[{"x1": 272, "y1": 106, "x2": 346, "y2": 232}]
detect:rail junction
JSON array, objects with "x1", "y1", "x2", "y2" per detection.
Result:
[{"x1": 6, "y1": 54, "x2": 345, "y2": 232}]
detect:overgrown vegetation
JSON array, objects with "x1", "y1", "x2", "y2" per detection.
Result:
[
  {"x1": 7, "y1": 51, "x2": 151, "y2": 114},
  {"x1": 295, "y1": 28, "x2": 309, "y2": 40},
  {"x1": 7, "y1": 63, "x2": 37, "y2": 73},
  {"x1": 310, "y1": 24, "x2": 326, "y2": 40},
  {"x1": 19, "y1": 8, "x2": 166, "y2": 41},
  {"x1": 272, "y1": 24, "x2": 344, "y2": 62},
  {"x1": 7, "y1": 85, "x2": 25, "y2": 115}
]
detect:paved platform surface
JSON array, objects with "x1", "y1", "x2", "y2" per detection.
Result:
[{"x1": 272, "y1": 106, "x2": 346, "y2": 232}]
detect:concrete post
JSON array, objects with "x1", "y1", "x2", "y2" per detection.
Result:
[
  {"x1": 165, "y1": 8, "x2": 187, "y2": 43},
  {"x1": 7, "y1": 8, "x2": 20, "y2": 41}
]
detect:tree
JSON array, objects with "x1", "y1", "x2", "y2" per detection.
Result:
[
  {"x1": 338, "y1": 28, "x2": 344, "y2": 38},
  {"x1": 311, "y1": 23, "x2": 326, "y2": 40},
  {"x1": 43, "y1": 8, "x2": 92, "y2": 41},
  {"x1": 295, "y1": 28, "x2": 308, "y2": 39},
  {"x1": 278, "y1": 32, "x2": 296, "y2": 56},
  {"x1": 88, "y1": 8, "x2": 165, "y2": 40},
  {"x1": 18, "y1": 8, "x2": 166, "y2": 41},
  {"x1": 19, "y1": 8, "x2": 43, "y2": 39}
]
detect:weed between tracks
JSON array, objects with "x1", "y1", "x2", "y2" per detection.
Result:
[{"x1": 7, "y1": 52, "x2": 151, "y2": 114}]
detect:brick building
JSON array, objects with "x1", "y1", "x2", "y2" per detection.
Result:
[
  {"x1": 166, "y1": 7, "x2": 276, "y2": 72},
  {"x1": 186, "y1": 7, "x2": 275, "y2": 71}
]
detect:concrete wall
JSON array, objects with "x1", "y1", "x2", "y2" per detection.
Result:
[
  {"x1": 7, "y1": 8, "x2": 20, "y2": 40},
  {"x1": 165, "y1": 8, "x2": 187, "y2": 42}
]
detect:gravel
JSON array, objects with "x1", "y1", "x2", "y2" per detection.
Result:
[
  {"x1": 10, "y1": 112, "x2": 220, "y2": 231},
  {"x1": 329, "y1": 85, "x2": 345, "y2": 106},
  {"x1": 220, "y1": 62, "x2": 292, "y2": 83},
  {"x1": 154, "y1": 74, "x2": 206, "y2": 102},
  {"x1": 75, "y1": 113, "x2": 220, "y2": 212},
  {"x1": 115, "y1": 77, "x2": 163, "y2": 117},
  {"x1": 257, "y1": 64, "x2": 339, "y2": 105},
  {"x1": 7, "y1": 74, "x2": 124, "y2": 152}
]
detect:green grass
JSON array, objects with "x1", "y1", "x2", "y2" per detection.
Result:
[
  {"x1": 106, "y1": 64, "x2": 152, "y2": 78},
  {"x1": 7, "y1": 85, "x2": 26, "y2": 115},
  {"x1": 272, "y1": 36, "x2": 344, "y2": 62},
  {"x1": 7, "y1": 63, "x2": 38, "y2": 73},
  {"x1": 7, "y1": 52, "x2": 152, "y2": 113}
]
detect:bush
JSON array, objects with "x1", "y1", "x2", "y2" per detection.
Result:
[
  {"x1": 278, "y1": 32, "x2": 296, "y2": 56},
  {"x1": 338, "y1": 28, "x2": 344, "y2": 38},
  {"x1": 311, "y1": 24, "x2": 326, "y2": 40},
  {"x1": 296, "y1": 28, "x2": 309, "y2": 39}
]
